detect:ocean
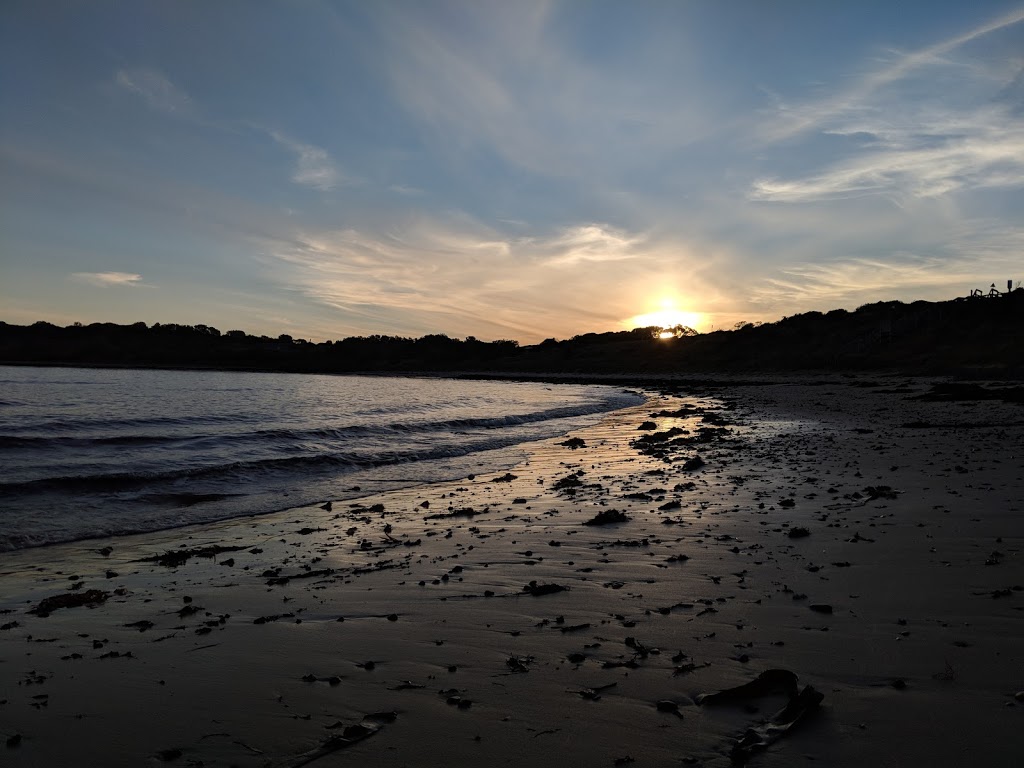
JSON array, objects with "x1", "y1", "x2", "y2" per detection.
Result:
[{"x1": 0, "y1": 366, "x2": 643, "y2": 551}]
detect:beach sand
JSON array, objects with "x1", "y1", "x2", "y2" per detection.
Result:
[{"x1": 2, "y1": 375, "x2": 1022, "y2": 767}]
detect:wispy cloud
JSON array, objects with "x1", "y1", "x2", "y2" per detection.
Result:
[
  {"x1": 759, "y1": 7, "x2": 1024, "y2": 143},
  {"x1": 71, "y1": 272, "x2": 145, "y2": 287},
  {"x1": 264, "y1": 215, "x2": 717, "y2": 341},
  {"x1": 538, "y1": 225, "x2": 645, "y2": 266},
  {"x1": 115, "y1": 68, "x2": 192, "y2": 114},
  {"x1": 748, "y1": 224, "x2": 1024, "y2": 311},
  {"x1": 365, "y1": 2, "x2": 715, "y2": 181},
  {"x1": 269, "y1": 131, "x2": 340, "y2": 191},
  {"x1": 751, "y1": 114, "x2": 1024, "y2": 202},
  {"x1": 752, "y1": 8, "x2": 1024, "y2": 204}
]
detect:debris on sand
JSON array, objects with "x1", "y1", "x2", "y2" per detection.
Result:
[
  {"x1": 582, "y1": 509, "x2": 630, "y2": 526},
  {"x1": 864, "y1": 485, "x2": 899, "y2": 501},
  {"x1": 560, "y1": 437, "x2": 586, "y2": 449},
  {"x1": 696, "y1": 669, "x2": 823, "y2": 763},
  {"x1": 280, "y1": 714, "x2": 395, "y2": 768},
  {"x1": 139, "y1": 545, "x2": 246, "y2": 568},
  {"x1": 522, "y1": 581, "x2": 568, "y2": 596},
  {"x1": 681, "y1": 455, "x2": 705, "y2": 471},
  {"x1": 425, "y1": 507, "x2": 482, "y2": 520},
  {"x1": 788, "y1": 527, "x2": 810, "y2": 539},
  {"x1": 553, "y1": 473, "x2": 586, "y2": 494},
  {"x1": 28, "y1": 589, "x2": 109, "y2": 617},
  {"x1": 731, "y1": 686, "x2": 824, "y2": 762},
  {"x1": 574, "y1": 682, "x2": 617, "y2": 700},
  {"x1": 656, "y1": 700, "x2": 684, "y2": 718},
  {"x1": 632, "y1": 427, "x2": 687, "y2": 448},
  {"x1": 696, "y1": 669, "x2": 799, "y2": 705},
  {"x1": 506, "y1": 655, "x2": 534, "y2": 673},
  {"x1": 491, "y1": 473, "x2": 518, "y2": 483}
]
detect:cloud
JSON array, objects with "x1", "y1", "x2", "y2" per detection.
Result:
[
  {"x1": 747, "y1": 224, "x2": 1024, "y2": 312},
  {"x1": 71, "y1": 272, "x2": 144, "y2": 287},
  {"x1": 389, "y1": 184, "x2": 424, "y2": 196},
  {"x1": 269, "y1": 131, "x2": 340, "y2": 191},
  {"x1": 759, "y1": 7, "x2": 1024, "y2": 144},
  {"x1": 751, "y1": 119, "x2": 1024, "y2": 202},
  {"x1": 263, "y1": 214, "x2": 718, "y2": 341},
  {"x1": 538, "y1": 225, "x2": 646, "y2": 266},
  {"x1": 115, "y1": 69, "x2": 192, "y2": 114},
  {"x1": 751, "y1": 8, "x2": 1024, "y2": 205},
  {"x1": 361, "y1": 2, "x2": 716, "y2": 182}
]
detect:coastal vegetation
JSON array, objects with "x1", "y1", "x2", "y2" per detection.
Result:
[{"x1": 2, "y1": 291, "x2": 1021, "y2": 375}]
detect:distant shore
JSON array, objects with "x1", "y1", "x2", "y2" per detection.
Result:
[
  {"x1": 1, "y1": 374, "x2": 1021, "y2": 766},
  {"x1": 4, "y1": 290, "x2": 1023, "y2": 377}
]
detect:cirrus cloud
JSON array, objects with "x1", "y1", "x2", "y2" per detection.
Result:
[
  {"x1": 268, "y1": 131, "x2": 340, "y2": 191},
  {"x1": 71, "y1": 272, "x2": 144, "y2": 287},
  {"x1": 115, "y1": 68, "x2": 192, "y2": 115}
]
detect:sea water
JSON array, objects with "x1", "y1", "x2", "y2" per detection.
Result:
[{"x1": 0, "y1": 366, "x2": 642, "y2": 551}]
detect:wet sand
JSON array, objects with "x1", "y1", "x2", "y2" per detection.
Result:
[{"x1": 2, "y1": 374, "x2": 1022, "y2": 767}]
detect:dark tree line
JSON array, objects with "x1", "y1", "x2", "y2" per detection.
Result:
[{"x1": 1, "y1": 290, "x2": 1021, "y2": 375}]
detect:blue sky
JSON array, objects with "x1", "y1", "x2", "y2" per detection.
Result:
[{"x1": 2, "y1": 1, "x2": 1022, "y2": 342}]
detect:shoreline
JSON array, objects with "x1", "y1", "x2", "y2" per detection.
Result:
[
  {"x1": 0, "y1": 371, "x2": 645, "y2": 555},
  {"x1": 1, "y1": 374, "x2": 1021, "y2": 766}
]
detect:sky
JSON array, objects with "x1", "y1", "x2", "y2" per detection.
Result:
[{"x1": 2, "y1": 1, "x2": 1023, "y2": 343}]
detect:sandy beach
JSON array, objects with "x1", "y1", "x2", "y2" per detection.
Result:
[{"x1": 2, "y1": 374, "x2": 1022, "y2": 767}]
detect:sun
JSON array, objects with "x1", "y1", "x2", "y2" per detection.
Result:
[{"x1": 626, "y1": 301, "x2": 706, "y2": 334}]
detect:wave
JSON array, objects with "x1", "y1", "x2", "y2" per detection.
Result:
[
  {"x1": 0, "y1": 411, "x2": 263, "y2": 435},
  {"x1": 0, "y1": 410, "x2": 628, "y2": 498},
  {"x1": 0, "y1": 372, "x2": 647, "y2": 551},
  {"x1": 0, "y1": 396, "x2": 635, "y2": 451}
]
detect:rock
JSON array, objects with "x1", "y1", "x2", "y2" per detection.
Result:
[
  {"x1": 656, "y1": 700, "x2": 684, "y2": 718},
  {"x1": 682, "y1": 455, "x2": 705, "y2": 471},
  {"x1": 696, "y1": 669, "x2": 799, "y2": 705},
  {"x1": 29, "y1": 589, "x2": 109, "y2": 616},
  {"x1": 730, "y1": 685, "x2": 824, "y2": 761},
  {"x1": 522, "y1": 581, "x2": 568, "y2": 596},
  {"x1": 140, "y1": 544, "x2": 245, "y2": 568},
  {"x1": 582, "y1": 509, "x2": 630, "y2": 526}
]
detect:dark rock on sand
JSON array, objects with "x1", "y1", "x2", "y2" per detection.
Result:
[
  {"x1": 730, "y1": 685, "x2": 824, "y2": 762},
  {"x1": 140, "y1": 545, "x2": 245, "y2": 568},
  {"x1": 582, "y1": 509, "x2": 630, "y2": 526},
  {"x1": 29, "y1": 589, "x2": 109, "y2": 616},
  {"x1": 696, "y1": 669, "x2": 800, "y2": 705},
  {"x1": 522, "y1": 581, "x2": 568, "y2": 596}
]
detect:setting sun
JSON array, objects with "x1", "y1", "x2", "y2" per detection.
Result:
[{"x1": 626, "y1": 301, "x2": 706, "y2": 333}]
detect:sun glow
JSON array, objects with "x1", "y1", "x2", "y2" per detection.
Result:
[{"x1": 627, "y1": 302, "x2": 706, "y2": 333}]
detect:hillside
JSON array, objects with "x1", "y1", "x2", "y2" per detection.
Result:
[{"x1": 2, "y1": 291, "x2": 1021, "y2": 376}]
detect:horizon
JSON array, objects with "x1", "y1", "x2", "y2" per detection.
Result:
[
  {"x1": 2, "y1": 1, "x2": 1023, "y2": 343},
  {"x1": 8, "y1": 283, "x2": 1021, "y2": 348}
]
